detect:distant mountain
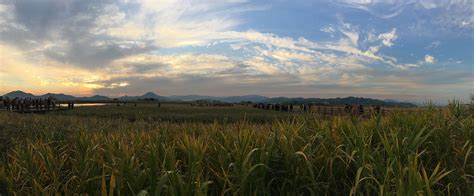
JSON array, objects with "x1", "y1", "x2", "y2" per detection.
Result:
[
  {"x1": 141, "y1": 92, "x2": 162, "y2": 99},
  {"x1": 1, "y1": 90, "x2": 110, "y2": 101},
  {"x1": 384, "y1": 99, "x2": 400, "y2": 103},
  {"x1": 220, "y1": 95, "x2": 268, "y2": 103},
  {"x1": 168, "y1": 95, "x2": 215, "y2": 101},
  {"x1": 1, "y1": 90, "x2": 417, "y2": 107},
  {"x1": 169, "y1": 95, "x2": 268, "y2": 103},
  {"x1": 3, "y1": 90, "x2": 35, "y2": 98},
  {"x1": 119, "y1": 92, "x2": 168, "y2": 101},
  {"x1": 41, "y1": 93, "x2": 77, "y2": 100},
  {"x1": 79, "y1": 95, "x2": 112, "y2": 101}
]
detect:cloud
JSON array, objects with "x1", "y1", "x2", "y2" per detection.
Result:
[
  {"x1": 378, "y1": 28, "x2": 397, "y2": 47},
  {"x1": 333, "y1": 0, "x2": 414, "y2": 19},
  {"x1": 0, "y1": 0, "x2": 260, "y2": 69},
  {"x1": 101, "y1": 0, "x2": 264, "y2": 48},
  {"x1": 426, "y1": 41, "x2": 441, "y2": 49},
  {"x1": 0, "y1": 43, "x2": 107, "y2": 95},
  {"x1": 0, "y1": 0, "x2": 411, "y2": 73},
  {"x1": 0, "y1": 0, "x2": 469, "y2": 102},
  {"x1": 424, "y1": 55, "x2": 436, "y2": 64},
  {"x1": 2, "y1": 0, "x2": 346, "y2": 95},
  {"x1": 107, "y1": 53, "x2": 238, "y2": 79},
  {"x1": 0, "y1": 0, "x2": 157, "y2": 69},
  {"x1": 221, "y1": 25, "x2": 406, "y2": 71},
  {"x1": 320, "y1": 25, "x2": 336, "y2": 34},
  {"x1": 333, "y1": 0, "x2": 474, "y2": 31}
]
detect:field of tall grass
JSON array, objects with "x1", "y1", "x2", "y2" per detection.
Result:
[{"x1": 0, "y1": 102, "x2": 472, "y2": 195}]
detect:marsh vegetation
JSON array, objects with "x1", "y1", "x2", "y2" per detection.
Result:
[{"x1": 0, "y1": 103, "x2": 472, "y2": 195}]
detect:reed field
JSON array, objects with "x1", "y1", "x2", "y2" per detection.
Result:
[{"x1": 0, "y1": 102, "x2": 472, "y2": 195}]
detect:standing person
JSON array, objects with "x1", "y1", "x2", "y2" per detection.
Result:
[
  {"x1": 46, "y1": 98, "x2": 51, "y2": 110},
  {"x1": 16, "y1": 98, "x2": 20, "y2": 111},
  {"x1": 40, "y1": 99, "x2": 43, "y2": 110},
  {"x1": 4, "y1": 97, "x2": 9, "y2": 111},
  {"x1": 19, "y1": 98, "x2": 24, "y2": 112},
  {"x1": 21, "y1": 98, "x2": 25, "y2": 111},
  {"x1": 374, "y1": 105, "x2": 381, "y2": 115},
  {"x1": 344, "y1": 104, "x2": 352, "y2": 115},
  {"x1": 15, "y1": 98, "x2": 18, "y2": 111},
  {"x1": 358, "y1": 105, "x2": 364, "y2": 116},
  {"x1": 25, "y1": 98, "x2": 30, "y2": 111},
  {"x1": 33, "y1": 99, "x2": 38, "y2": 111},
  {"x1": 289, "y1": 104, "x2": 293, "y2": 112}
]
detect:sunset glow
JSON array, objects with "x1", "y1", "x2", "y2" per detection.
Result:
[{"x1": 0, "y1": 0, "x2": 472, "y2": 103}]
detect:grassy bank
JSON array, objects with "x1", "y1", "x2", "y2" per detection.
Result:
[{"x1": 0, "y1": 103, "x2": 472, "y2": 195}]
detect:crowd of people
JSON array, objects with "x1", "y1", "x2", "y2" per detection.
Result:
[
  {"x1": 343, "y1": 104, "x2": 383, "y2": 115},
  {"x1": 253, "y1": 103, "x2": 299, "y2": 112},
  {"x1": 0, "y1": 97, "x2": 59, "y2": 112},
  {"x1": 255, "y1": 103, "x2": 329, "y2": 113},
  {"x1": 253, "y1": 103, "x2": 384, "y2": 116},
  {"x1": 191, "y1": 103, "x2": 234, "y2": 107}
]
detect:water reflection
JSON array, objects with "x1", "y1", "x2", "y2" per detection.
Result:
[{"x1": 66, "y1": 103, "x2": 108, "y2": 107}]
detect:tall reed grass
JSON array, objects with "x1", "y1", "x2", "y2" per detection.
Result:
[{"x1": 0, "y1": 102, "x2": 472, "y2": 195}]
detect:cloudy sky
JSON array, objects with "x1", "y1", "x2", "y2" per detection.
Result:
[{"x1": 0, "y1": 0, "x2": 472, "y2": 103}]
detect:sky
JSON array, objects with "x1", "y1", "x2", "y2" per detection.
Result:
[{"x1": 0, "y1": 0, "x2": 472, "y2": 103}]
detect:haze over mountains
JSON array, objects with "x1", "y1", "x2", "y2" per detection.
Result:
[
  {"x1": 2, "y1": 91, "x2": 269, "y2": 103},
  {"x1": 1, "y1": 90, "x2": 417, "y2": 107}
]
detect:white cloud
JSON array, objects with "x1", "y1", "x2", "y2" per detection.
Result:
[
  {"x1": 110, "y1": 53, "x2": 236, "y2": 77},
  {"x1": 1, "y1": 0, "x2": 412, "y2": 73},
  {"x1": 426, "y1": 41, "x2": 441, "y2": 49},
  {"x1": 223, "y1": 25, "x2": 411, "y2": 72},
  {"x1": 378, "y1": 28, "x2": 397, "y2": 47},
  {"x1": 424, "y1": 54, "x2": 436, "y2": 64},
  {"x1": 243, "y1": 56, "x2": 281, "y2": 75},
  {"x1": 334, "y1": 0, "x2": 474, "y2": 30},
  {"x1": 320, "y1": 25, "x2": 336, "y2": 34},
  {"x1": 339, "y1": 22, "x2": 360, "y2": 47},
  {"x1": 1, "y1": 0, "x2": 448, "y2": 98},
  {"x1": 93, "y1": 0, "x2": 257, "y2": 48}
]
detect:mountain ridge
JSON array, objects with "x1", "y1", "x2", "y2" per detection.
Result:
[{"x1": 1, "y1": 90, "x2": 417, "y2": 107}]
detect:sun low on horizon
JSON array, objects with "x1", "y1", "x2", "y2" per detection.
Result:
[{"x1": 0, "y1": 0, "x2": 473, "y2": 103}]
